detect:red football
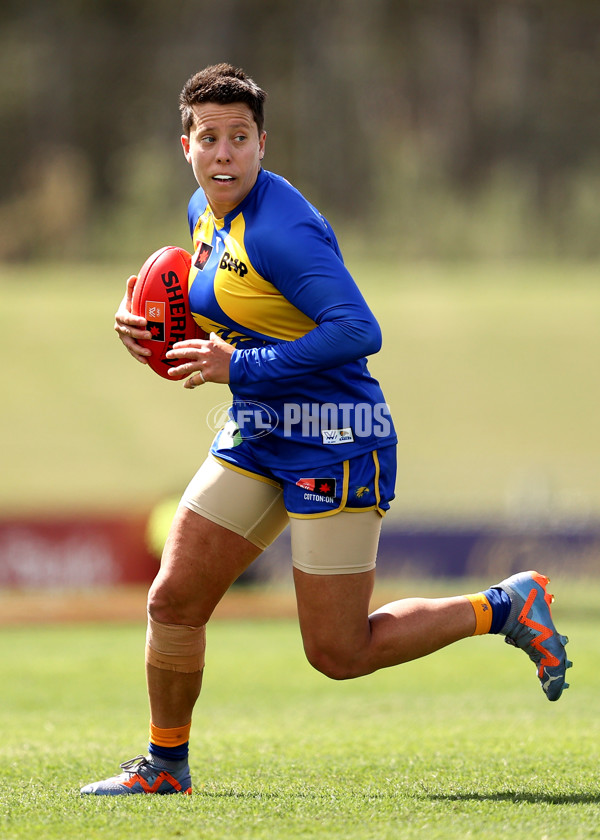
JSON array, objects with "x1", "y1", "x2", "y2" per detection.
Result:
[{"x1": 131, "y1": 246, "x2": 205, "y2": 380}]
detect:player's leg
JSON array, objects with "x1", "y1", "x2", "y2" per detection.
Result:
[
  {"x1": 80, "y1": 512, "x2": 260, "y2": 796},
  {"x1": 291, "y1": 511, "x2": 476, "y2": 680},
  {"x1": 291, "y1": 511, "x2": 571, "y2": 696},
  {"x1": 145, "y1": 504, "x2": 264, "y2": 729},
  {"x1": 148, "y1": 455, "x2": 288, "y2": 727},
  {"x1": 81, "y1": 457, "x2": 289, "y2": 795}
]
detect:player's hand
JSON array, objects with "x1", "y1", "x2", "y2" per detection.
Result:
[
  {"x1": 114, "y1": 275, "x2": 152, "y2": 363},
  {"x1": 166, "y1": 332, "x2": 234, "y2": 388}
]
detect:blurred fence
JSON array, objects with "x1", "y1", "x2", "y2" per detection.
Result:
[{"x1": 0, "y1": 513, "x2": 597, "y2": 590}]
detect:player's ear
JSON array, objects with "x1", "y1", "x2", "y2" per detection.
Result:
[
  {"x1": 181, "y1": 135, "x2": 192, "y2": 163},
  {"x1": 258, "y1": 130, "x2": 266, "y2": 160}
]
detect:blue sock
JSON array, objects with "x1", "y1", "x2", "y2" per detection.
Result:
[
  {"x1": 483, "y1": 587, "x2": 512, "y2": 634},
  {"x1": 148, "y1": 740, "x2": 189, "y2": 763}
]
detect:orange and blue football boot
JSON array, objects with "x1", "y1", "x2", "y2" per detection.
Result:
[
  {"x1": 80, "y1": 754, "x2": 192, "y2": 795},
  {"x1": 496, "y1": 570, "x2": 572, "y2": 701}
]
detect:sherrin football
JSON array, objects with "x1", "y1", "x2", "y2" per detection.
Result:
[{"x1": 131, "y1": 245, "x2": 205, "y2": 380}]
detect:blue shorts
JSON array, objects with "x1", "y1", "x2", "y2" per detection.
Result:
[{"x1": 211, "y1": 436, "x2": 396, "y2": 519}]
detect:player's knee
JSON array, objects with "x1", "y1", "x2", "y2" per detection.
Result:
[
  {"x1": 147, "y1": 583, "x2": 178, "y2": 624},
  {"x1": 304, "y1": 643, "x2": 361, "y2": 681},
  {"x1": 147, "y1": 579, "x2": 207, "y2": 626}
]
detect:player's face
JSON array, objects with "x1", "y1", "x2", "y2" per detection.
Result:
[{"x1": 181, "y1": 102, "x2": 266, "y2": 219}]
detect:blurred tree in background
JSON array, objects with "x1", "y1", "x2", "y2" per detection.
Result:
[{"x1": 1, "y1": 0, "x2": 599, "y2": 262}]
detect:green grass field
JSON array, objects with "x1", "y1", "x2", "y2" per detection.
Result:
[
  {"x1": 2, "y1": 259, "x2": 600, "y2": 521},
  {"x1": 2, "y1": 260, "x2": 598, "y2": 838},
  {"x1": 0, "y1": 579, "x2": 598, "y2": 839}
]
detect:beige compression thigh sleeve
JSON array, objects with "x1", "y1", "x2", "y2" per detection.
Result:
[
  {"x1": 181, "y1": 456, "x2": 288, "y2": 550},
  {"x1": 145, "y1": 615, "x2": 206, "y2": 673},
  {"x1": 290, "y1": 510, "x2": 383, "y2": 575}
]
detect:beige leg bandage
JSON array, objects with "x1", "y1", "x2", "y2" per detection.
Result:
[{"x1": 145, "y1": 614, "x2": 206, "y2": 673}]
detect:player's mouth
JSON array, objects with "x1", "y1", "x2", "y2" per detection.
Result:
[{"x1": 212, "y1": 174, "x2": 235, "y2": 182}]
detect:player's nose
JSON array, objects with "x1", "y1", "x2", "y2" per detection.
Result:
[{"x1": 215, "y1": 139, "x2": 231, "y2": 163}]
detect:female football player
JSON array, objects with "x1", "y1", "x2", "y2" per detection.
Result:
[{"x1": 82, "y1": 64, "x2": 570, "y2": 795}]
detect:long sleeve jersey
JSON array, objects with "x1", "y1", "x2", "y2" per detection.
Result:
[{"x1": 187, "y1": 167, "x2": 396, "y2": 470}]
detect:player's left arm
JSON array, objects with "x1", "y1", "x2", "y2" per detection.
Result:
[{"x1": 229, "y1": 218, "x2": 381, "y2": 386}]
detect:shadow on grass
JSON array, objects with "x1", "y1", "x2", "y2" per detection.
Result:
[
  {"x1": 427, "y1": 791, "x2": 600, "y2": 806},
  {"x1": 198, "y1": 787, "x2": 600, "y2": 807}
]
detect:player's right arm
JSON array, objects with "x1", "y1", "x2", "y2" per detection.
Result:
[{"x1": 114, "y1": 274, "x2": 152, "y2": 364}]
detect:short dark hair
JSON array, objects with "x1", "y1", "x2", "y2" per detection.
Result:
[{"x1": 179, "y1": 63, "x2": 267, "y2": 135}]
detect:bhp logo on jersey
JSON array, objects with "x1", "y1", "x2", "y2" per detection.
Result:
[{"x1": 219, "y1": 251, "x2": 248, "y2": 277}]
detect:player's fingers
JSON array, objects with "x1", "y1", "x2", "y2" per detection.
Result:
[
  {"x1": 120, "y1": 332, "x2": 151, "y2": 358},
  {"x1": 169, "y1": 338, "x2": 210, "y2": 353},
  {"x1": 183, "y1": 369, "x2": 206, "y2": 389},
  {"x1": 167, "y1": 339, "x2": 231, "y2": 384},
  {"x1": 124, "y1": 342, "x2": 150, "y2": 363},
  {"x1": 165, "y1": 349, "x2": 201, "y2": 364},
  {"x1": 115, "y1": 321, "x2": 151, "y2": 340},
  {"x1": 166, "y1": 359, "x2": 201, "y2": 378},
  {"x1": 124, "y1": 275, "x2": 138, "y2": 309},
  {"x1": 115, "y1": 279, "x2": 148, "y2": 331}
]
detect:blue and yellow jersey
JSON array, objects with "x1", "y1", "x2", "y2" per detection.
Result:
[{"x1": 187, "y1": 168, "x2": 396, "y2": 470}]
